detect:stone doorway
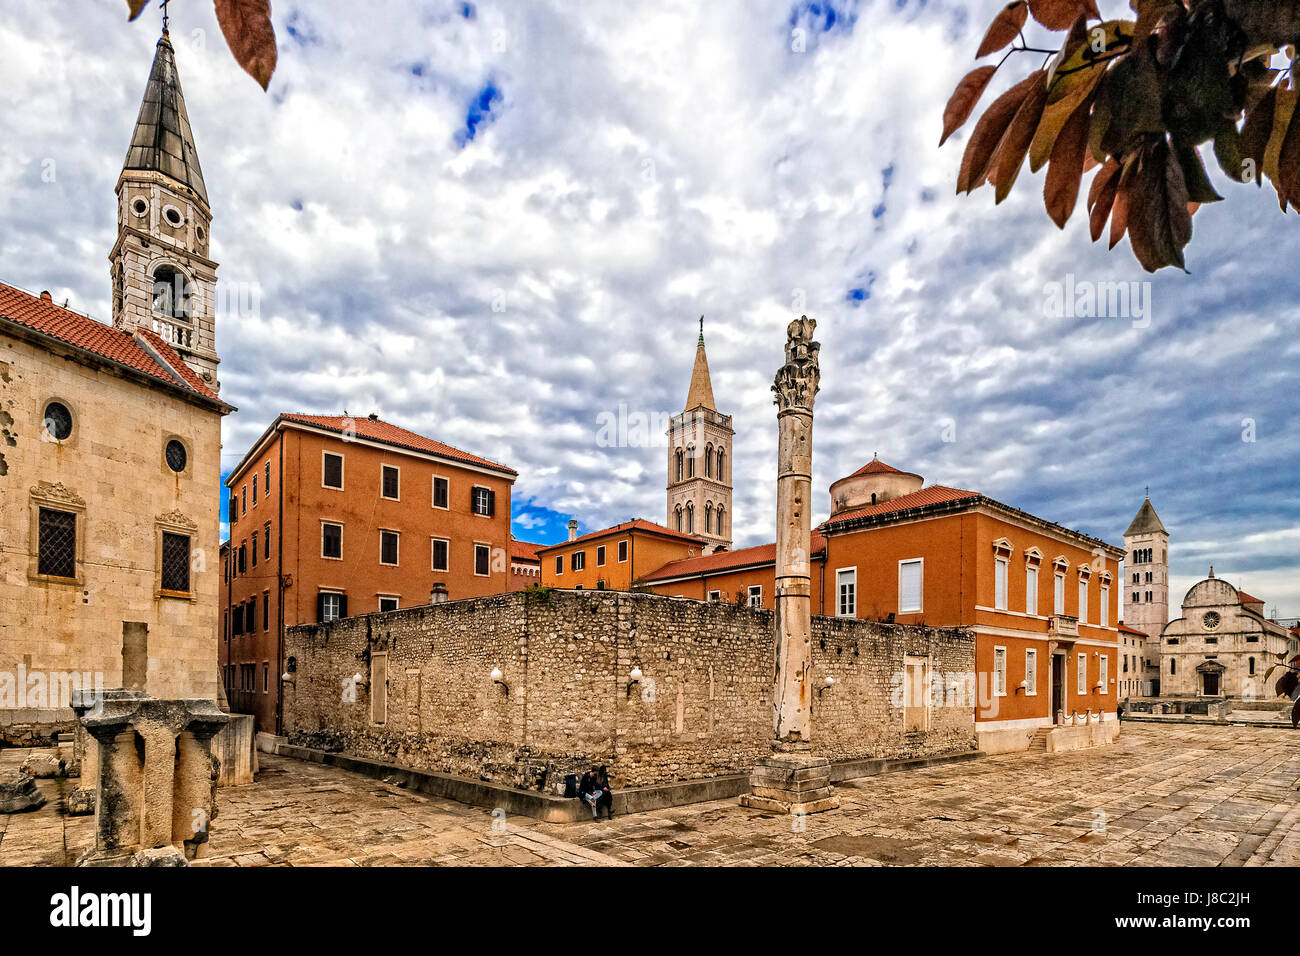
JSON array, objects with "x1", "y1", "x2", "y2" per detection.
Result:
[{"x1": 1051, "y1": 653, "x2": 1066, "y2": 723}]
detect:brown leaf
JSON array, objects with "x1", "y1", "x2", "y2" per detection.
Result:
[
  {"x1": 1239, "y1": 84, "x2": 1277, "y2": 187},
  {"x1": 1276, "y1": 89, "x2": 1300, "y2": 209},
  {"x1": 1028, "y1": 0, "x2": 1096, "y2": 31},
  {"x1": 991, "y1": 71, "x2": 1049, "y2": 202},
  {"x1": 1031, "y1": 67, "x2": 1104, "y2": 171},
  {"x1": 1088, "y1": 158, "x2": 1121, "y2": 240},
  {"x1": 1109, "y1": 154, "x2": 1137, "y2": 249},
  {"x1": 1127, "y1": 139, "x2": 1190, "y2": 272},
  {"x1": 214, "y1": 0, "x2": 278, "y2": 91},
  {"x1": 941, "y1": 66, "x2": 998, "y2": 146},
  {"x1": 1264, "y1": 86, "x2": 1298, "y2": 209},
  {"x1": 977, "y1": 2, "x2": 1029, "y2": 59},
  {"x1": 126, "y1": 0, "x2": 151, "y2": 20},
  {"x1": 958, "y1": 72, "x2": 1041, "y2": 193},
  {"x1": 1044, "y1": 100, "x2": 1090, "y2": 227}
]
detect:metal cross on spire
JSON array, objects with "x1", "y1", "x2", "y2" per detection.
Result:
[{"x1": 161, "y1": 0, "x2": 170, "y2": 36}]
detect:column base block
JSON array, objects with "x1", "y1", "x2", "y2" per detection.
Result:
[{"x1": 739, "y1": 753, "x2": 839, "y2": 815}]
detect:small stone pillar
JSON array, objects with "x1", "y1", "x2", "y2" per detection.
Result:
[
  {"x1": 740, "y1": 317, "x2": 838, "y2": 816},
  {"x1": 430, "y1": 582, "x2": 449, "y2": 604},
  {"x1": 71, "y1": 689, "x2": 228, "y2": 866}
]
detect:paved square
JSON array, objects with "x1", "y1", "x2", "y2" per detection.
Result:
[{"x1": 2, "y1": 723, "x2": 1296, "y2": 866}]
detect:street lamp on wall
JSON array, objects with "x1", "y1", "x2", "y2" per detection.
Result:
[
  {"x1": 491, "y1": 667, "x2": 509, "y2": 696},
  {"x1": 626, "y1": 666, "x2": 643, "y2": 697},
  {"x1": 816, "y1": 675, "x2": 835, "y2": 698}
]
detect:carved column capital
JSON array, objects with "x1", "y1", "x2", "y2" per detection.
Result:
[{"x1": 772, "y1": 316, "x2": 820, "y2": 412}]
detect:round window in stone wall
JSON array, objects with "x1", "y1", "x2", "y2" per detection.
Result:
[
  {"x1": 43, "y1": 402, "x2": 73, "y2": 441},
  {"x1": 1202, "y1": 611, "x2": 1221, "y2": 631},
  {"x1": 163, "y1": 206, "x2": 184, "y2": 227},
  {"x1": 132, "y1": 197, "x2": 149, "y2": 218},
  {"x1": 165, "y1": 439, "x2": 188, "y2": 473}
]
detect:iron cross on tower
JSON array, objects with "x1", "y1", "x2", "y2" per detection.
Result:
[{"x1": 161, "y1": 0, "x2": 170, "y2": 35}]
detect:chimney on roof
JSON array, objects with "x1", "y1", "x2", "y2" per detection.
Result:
[
  {"x1": 39, "y1": 291, "x2": 52, "y2": 303},
  {"x1": 367, "y1": 413, "x2": 379, "y2": 422},
  {"x1": 567, "y1": 520, "x2": 578, "y2": 542}
]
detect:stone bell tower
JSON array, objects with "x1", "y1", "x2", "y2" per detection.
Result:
[
  {"x1": 1123, "y1": 492, "x2": 1170, "y2": 640},
  {"x1": 666, "y1": 317, "x2": 733, "y2": 551},
  {"x1": 111, "y1": 29, "x2": 221, "y2": 391}
]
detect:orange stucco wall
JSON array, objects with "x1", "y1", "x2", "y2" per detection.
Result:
[
  {"x1": 540, "y1": 531, "x2": 699, "y2": 590},
  {"x1": 647, "y1": 560, "x2": 828, "y2": 614}
]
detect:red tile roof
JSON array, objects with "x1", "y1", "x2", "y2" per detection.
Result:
[
  {"x1": 510, "y1": 539, "x2": 544, "y2": 563},
  {"x1": 0, "y1": 281, "x2": 223, "y2": 403},
  {"x1": 1117, "y1": 623, "x2": 1149, "y2": 638},
  {"x1": 280, "y1": 413, "x2": 517, "y2": 475},
  {"x1": 537, "y1": 518, "x2": 705, "y2": 552},
  {"x1": 643, "y1": 531, "x2": 827, "y2": 582},
  {"x1": 1238, "y1": 590, "x2": 1264, "y2": 606},
  {"x1": 820, "y1": 485, "x2": 980, "y2": 529},
  {"x1": 847, "y1": 457, "x2": 906, "y2": 478}
]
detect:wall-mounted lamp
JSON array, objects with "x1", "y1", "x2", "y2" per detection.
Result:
[
  {"x1": 816, "y1": 675, "x2": 836, "y2": 698},
  {"x1": 352, "y1": 671, "x2": 368, "y2": 692},
  {"x1": 626, "y1": 666, "x2": 643, "y2": 697},
  {"x1": 491, "y1": 667, "x2": 510, "y2": 696},
  {"x1": 280, "y1": 672, "x2": 295, "y2": 689},
  {"x1": 1016, "y1": 679, "x2": 1028, "y2": 695}
]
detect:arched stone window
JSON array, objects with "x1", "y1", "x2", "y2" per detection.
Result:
[
  {"x1": 675, "y1": 448, "x2": 684, "y2": 483},
  {"x1": 675, "y1": 506, "x2": 682, "y2": 531},
  {"x1": 152, "y1": 265, "x2": 191, "y2": 319},
  {"x1": 686, "y1": 501, "x2": 694, "y2": 533},
  {"x1": 716, "y1": 506, "x2": 725, "y2": 537},
  {"x1": 705, "y1": 502, "x2": 713, "y2": 533},
  {"x1": 686, "y1": 445, "x2": 696, "y2": 478},
  {"x1": 716, "y1": 449, "x2": 725, "y2": 482},
  {"x1": 705, "y1": 444, "x2": 714, "y2": 478}
]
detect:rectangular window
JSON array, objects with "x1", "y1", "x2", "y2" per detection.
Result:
[
  {"x1": 573, "y1": 551, "x2": 586, "y2": 571},
  {"x1": 265, "y1": 460, "x2": 271, "y2": 494},
  {"x1": 471, "y1": 486, "x2": 495, "y2": 516},
  {"x1": 1077, "y1": 653, "x2": 1088, "y2": 695},
  {"x1": 322, "y1": 522, "x2": 343, "y2": 559},
  {"x1": 899, "y1": 559, "x2": 923, "y2": 614},
  {"x1": 380, "y1": 530, "x2": 400, "y2": 566},
  {"x1": 381, "y1": 465, "x2": 400, "y2": 500},
  {"x1": 319, "y1": 591, "x2": 345, "y2": 623},
  {"x1": 251, "y1": 531, "x2": 258, "y2": 567},
  {"x1": 252, "y1": 475, "x2": 258, "y2": 505},
  {"x1": 1025, "y1": 648, "x2": 1037, "y2": 695},
  {"x1": 596, "y1": 545, "x2": 606, "y2": 567},
  {"x1": 903, "y1": 657, "x2": 929, "y2": 732},
  {"x1": 241, "y1": 487, "x2": 247, "y2": 515},
  {"x1": 160, "y1": 531, "x2": 191, "y2": 593},
  {"x1": 1100, "y1": 585, "x2": 1110, "y2": 627},
  {"x1": 432, "y1": 476, "x2": 449, "y2": 509},
  {"x1": 994, "y1": 557, "x2": 1008, "y2": 611},
  {"x1": 1054, "y1": 572, "x2": 1065, "y2": 615},
  {"x1": 474, "y1": 543, "x2": 491, "y2": 577},
  {"x1": 707, "y1": 590, "x2": 721, "y2": 602},
  {"x1": 431, "y1": 537, "x2": 449, "y2": 572},
  {"x1": 238, "y1": 543, "x2": 246, "y2": 574},
  {"x1": 37, "y1": 507, "x2": 77, "y2": 578},
  {"x1": 1078, "y1": 580, "x2": 1088, "y2": 623},
  {"x1": 264, "y1": 523, "x2": 271, "y2": 560},
  {"x1": 378, "y1": 596, "x2": 399, "y2": 613},
  {"x1": 617, "y1": 540, "x2": 628, "y2": 562},
  {"x1": 1026, "y1": 566, "x2": 1039, "y2": 615},
  {"x1": 229, "y1": 493, "x2": 238, "y2": 523},
  {"x1": 747, "y1": 585, "x2": 762, "y2": 608},
  {"x1": 836, "y1": 568, "x2": 856, "y2": 618},
  {"x1": 555, "y1": 555, "x2": 564, "y2": 575},
  {"x1": 993, "y1": 646, "x2": 1007, "y2": 696},
  {"x1": 263, "y1": 663, "x2": 269, "y2": 693},
  {"x1": 1099, "y1": 654, "x2": 1108, "y2": 690},
  {"x1": 322, "y1": 452, "x2": 344, "y2": 489}
]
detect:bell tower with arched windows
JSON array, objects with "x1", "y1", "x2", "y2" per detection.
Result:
[
  {"x1": 666, "y1": 318, "x2": 733, "y2": 552},
  {"x1": 111, "y1": 29, "x2": 221, "y2": 391}
]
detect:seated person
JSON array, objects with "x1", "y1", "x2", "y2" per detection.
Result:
[{"x1": 577, "y1": 765, "x2": 614, "y2": 820}]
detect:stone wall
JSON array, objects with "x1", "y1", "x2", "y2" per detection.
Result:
[{"x1": 283, "y1": 589, "x2": 976, "y2": 790}]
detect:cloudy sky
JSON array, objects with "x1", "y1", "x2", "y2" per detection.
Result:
[{"x1": 2, "y1": 0, "x2": 1297, "y2": 616}]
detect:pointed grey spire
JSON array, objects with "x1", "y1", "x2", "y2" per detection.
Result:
[{"x1": 123, "y1": 35, "x2": 208, "y2": 205}]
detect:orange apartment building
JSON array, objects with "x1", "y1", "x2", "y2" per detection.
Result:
[
  {"x1": 642, "y1": 457, "x2": 1124, "y2": 752},
  {"x1": 219, "y1": 413, "x2": 517, "y2": 734},
  {"x1": 538, "y1": 519, "x2": 707, "y2": 590},
  {"x1": 508, "y1": 539, "x2": 543, "y2": 590}
]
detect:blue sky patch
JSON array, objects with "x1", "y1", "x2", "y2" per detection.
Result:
[{"x1": 455, "y1": 82, "x2": 503, "y2": 147}]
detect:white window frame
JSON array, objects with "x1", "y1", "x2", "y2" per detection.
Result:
[
  {"x1": 1025, "y1": 648, "x2": 1037, "y2": 695},
  {"x1": 898, "y1": 558, "x2": 923, "y2": 614},
  {"x1": 471, "y1": 485, "x2": 492, "y2": 517},
  {"x1": 431, "y1": 536, "x2": 450, "y2": 573},
  {"x1": 1099, "y1": 653, "x2": 1109, "y2": 690},
  {"x1": 321, "y1": 591, "x2": 343, "y2": 623},
  {"x1": 322, "y1": 451, "x2": 344, "y2": 490},
  {"x1": 321, "y1": 521, "x2": 343, "y2": 561},
  {"x1": 994, "y1": 557, "x2": 1008, "y2": 611},
  {"x1": 473, "y1": 542, "x2": 491, "y2": 577},
  {"x1": 554, "y1": 554, "x2": 563, "y2": 575},
  {"x1": 379, "y1": 529, "x2": 400, "y2": 567},
  {"x1": 993, "y1": 646, "x2": 1007, "y2": 697},
  {"x1": 836, "y1": 567, "x2": 856, "y2": 618},
  {"x1": 1100, "y1": 585, "x2": 1110, "y2": 627},
  {"x1": 1054, "y1": 571, "x2": 1065, "y2": 615},
  {"x1": 573, "y1": 550, "x2": 586, "y2": 572},
  {"x1": 596, "y1": 545, "x2": 606, "y2": 567},
  {"x1": 380, "y1": 464, "x2": 401, "y2": 501},
  {"x1": 617, "y1": 540, "x2": 628, "y2": 563},
  {"x1": 432, "y1": 475, "x2": 449, "y2": 510},
  {"x1": 707, "y1": 589, "x2": 722, "y2": 602},
  {"x1": 1077, "y1": 652, "x2": 1088, "y2": 695},
  {"x1": 1025, "y1": 565, "x2": 1039, "y2": 616},
  {"x1": 378, "y1": 595, "x2": 400, "y2": 613},
  {"x1": 1078, "y1": 579, "x2": 1088, "y2": 624},
  {"x1": 747, "y1": 584, "x2": 762, "y2": 608}
]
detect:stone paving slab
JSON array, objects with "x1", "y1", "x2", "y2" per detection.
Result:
[{"x1": 1, "y1": 723, "x2": 1297, "y2": 866}]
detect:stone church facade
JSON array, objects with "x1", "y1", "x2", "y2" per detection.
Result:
[{"x1": 0, "y1": 33, "x2": 231, "y2": 743}]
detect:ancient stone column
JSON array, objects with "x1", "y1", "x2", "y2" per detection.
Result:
[{"x1": 740, "y1": 316, "x2": 838, "y2": 815}]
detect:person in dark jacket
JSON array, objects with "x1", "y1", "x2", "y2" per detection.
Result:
[{"x1": 578, "y1": 765, "x2": 613, "y2": 820}]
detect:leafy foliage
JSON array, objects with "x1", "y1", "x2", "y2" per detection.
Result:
[
  {"x1": 942, "y1": 0, "x2": 1300, "y2": 271},
  {"x1": 125, "y1": 0, "x2": 278, "y2": 91}
]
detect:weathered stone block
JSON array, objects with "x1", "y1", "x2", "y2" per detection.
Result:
[{"x1": 0, "y1": 772, "x2": 47, "y2": 813}]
